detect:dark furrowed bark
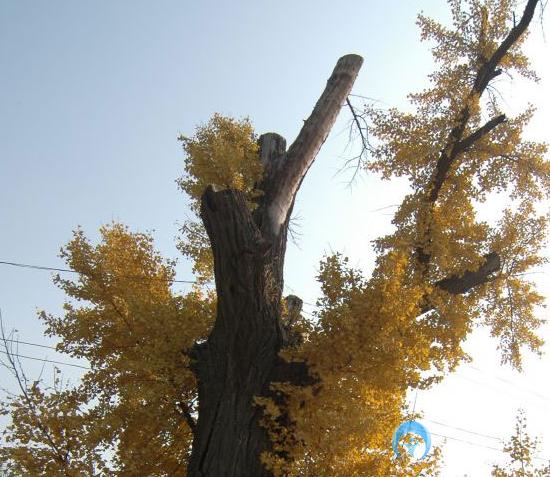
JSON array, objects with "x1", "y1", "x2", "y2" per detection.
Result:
[
  {"x1": 186, "y1": 55, "x2": 363, "y2": 477},
  {"x1": 188, "y1": 187, "x2": 285, "y2": 477}
]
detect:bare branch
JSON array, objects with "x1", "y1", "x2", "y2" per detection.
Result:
[
  {"x1": 0, "y1": 312, "x2": 72, "y2": 475},
  {"x1": 258, "y1": 55, "x2": 363, "y2": 237},
  {"x1": 335, "y1": 97, "x2": 375, "y2": 184},
  {"x1": 346, "y1": 97, "x2": 372, "y2": 159}
]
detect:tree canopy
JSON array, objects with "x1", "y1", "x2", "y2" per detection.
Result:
[{"x1": 1, "y1": 1, "x2": 549, "y2": 476}]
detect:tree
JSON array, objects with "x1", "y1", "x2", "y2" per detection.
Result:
[
  {"x1": 492, "y1": 411, "x2": 550, "y2": 477},
  {"x1": 1, "y1": 0, "x2": 548, "y2": 476}
]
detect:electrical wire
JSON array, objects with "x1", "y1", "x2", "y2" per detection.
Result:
[
  {"x1": 0, "y1": 260, "x2": 196, "y2": 284},
  {"x1": 425, "y1": 418, "x2": 502, "y2": 442},
  {"x1": 430, "y1": 431, "x2": 550, "y2": 463},
  {"x1": 2, "y1": 340, "x2": 550, "y2": 463},
  {"x1": 3, "y1": 262, "x2": 550, "y2": 460},
  {"x1": 3, "y1": 327, "x2": 550, "y2": 410},
  {"x1": 466, "y1": 364, "x2": 550, "y2": 402},
  {"x1": 3, "y1": 338, "x2": 57, "y2": 351},
  {"x1": 430, "y1": 431, "x2": 503, "y2": 452},
  {"x1": 455, "y1": 372, "x2": 550, "y2": 407},
  {"x1": 0, "y1": 350, "x2": 89, "y2": 370},
  {"x1": 0, "y1": 343, "x2": 542, "y2": 454}
]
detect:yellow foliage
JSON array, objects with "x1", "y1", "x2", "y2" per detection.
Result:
[
  {"x1": 492, "y1": 411, "x2": 550, "y2": 476},
  {"x1": 175, "y1": 113, "x2": 264, "y2": 284},
  {"x1": 1, "y1": 223, "x2": 215, "y2": 476},
  {"x1": 177, "y1": 113, "x2": 262, "y2": 212},
  {"x1": 2, "y1": 1, "x2": 549, "y2": 476},
  {"x1": 258, "y1": 1, "x2": 549, "y2": 474}
]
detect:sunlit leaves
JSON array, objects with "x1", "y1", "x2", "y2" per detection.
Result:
[
  {"x1": 262, "y1": 1, "x2": 548, "y2": 474},
  {"x1": 361, "y1": 0, "x2": 548, "y2": 370},
  {"x1": 2, "y1": 224, "x2": 215, "y2": 476},
  {"x1": 175, "y1": 114, "x2": 264, "y2": 284},
  {"x1": 177, "y1": 113, "x2": 262, "y2": 212},
  {"x1": 2, "y1": 1, "x2": 548, "y2": 476}
]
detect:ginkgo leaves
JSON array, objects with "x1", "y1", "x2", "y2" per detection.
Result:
[
  {"x1": 261, "y1": 1, "x2": 549, "y2": 475},
  {"x1": 177, "y1": 113, "x2": 262, "y2": 212},
  {"x1": 482, "y1": 203, "x2": 548, "y2": 369},
  {"x1": 361, "y1": 0, "x2": 549, "y2": 371},
  {"x1": 2, "y1": 224, "x2": 215, "y2": 476},
  {"x1": 492, "y1": 411, "x2": 550, "y2": 477},
  {"x1": 2, "y1": 1, "x2": 548, "y2": 476},
  {"x1": 176, "y1": 114, "x2": 264, "y2": 284}
]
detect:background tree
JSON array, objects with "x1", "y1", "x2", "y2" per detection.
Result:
[
  {"x1": 492, "y1": 411, "x2": 550, "y2": 477},
  {"x1": 1, "y1": 0, "x2": 548, "y2": 476}
]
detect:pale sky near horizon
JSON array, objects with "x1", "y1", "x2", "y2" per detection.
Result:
[{"x1": 1, "y1": 1, "x2": 549, "y2": 475}]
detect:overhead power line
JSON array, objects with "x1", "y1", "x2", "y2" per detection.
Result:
[
  {"x1": 0, "y1": 260, "x2": 196, "y2": 284},
  {"x1": 3, "y1": 332, "x2": 550, "y2": 417},
  {"x1": 2, "y1": 260, "x2": 313, "y2": 295},
  {"x1": 0, "y1": 350, "x2": 90, "y2": 370},
  {"x1": 1, "y1": 338, "x2": 550, "y2": 463},
  {"x1": 431, "y1": 431, "x2": 503, "y2": 452},
  {"x1": 4, "y1": 333, "x2": 550, "y2": 407},
  {"x1": 466, "y1": 364, "x2": 550, "y2": 402},
  {"x1": 455, "y1": 371, "x2": 550, "y2": 405},
  {"x1": 2, "y1": 338, "x2": 57, "y2": 351},
  {"x1": 430, "y1": 431, "x2": 550, "y2": 463},
  {"x1": 425, "y1": 418, "x2": 502, "y2": 442},
  {"x1": 6, "y1": 333, "x2": 544, "y2": 415}
]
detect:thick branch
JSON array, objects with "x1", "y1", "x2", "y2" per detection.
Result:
[
  {"x1": 429, "y1": 114, "x2": 507, "y2": 203},
  {"x1": 474, "y1": 0, "x2": 539, "y2": 94},
  {"x1": 454, "y1": 114, "x2": 507, "y2": 154},
  {"x1": 270, "y1": 356, "x2": 318, "y2": 388},
  {"x1": 176, "y1": 401, "x2": 197, "y2": 433},
  {"x1": 417, "y1": 1, "x2": 538, "y2": 268},
  {"x1": 429, "y1": 0, "x2": 538, "y2": 204},
  {"x1": 200, "y1": 186, "x2": 270, "y2": 307},
  {"x1": 420, "y1": 252, "x2": 501, "y2": 314},
  {"x1": 436, "y1": 252, "x2": 501, "y2": 294},
  {"x1": 258, "y1": 55, "x2": 363, "y2": 237}
]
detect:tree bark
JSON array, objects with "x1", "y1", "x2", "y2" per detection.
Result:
[{"x1": 186, "y1": 55, "x2": 363, "y2": 477}]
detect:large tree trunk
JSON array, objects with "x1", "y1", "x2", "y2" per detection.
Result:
[{"x1": 187, "y1": 54, "x2": 363, "y2": 477}]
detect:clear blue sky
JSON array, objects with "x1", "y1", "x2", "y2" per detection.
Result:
[{"x1": 1, "y1": 1, "x2": 549, "y2": 475}]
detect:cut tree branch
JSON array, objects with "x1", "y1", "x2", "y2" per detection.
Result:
[
  {"x1": 435, "y1": 252, "x2": 501, "y2": 294},
  {"x1": 419, "y1": 252, "x2": 501, "y2": 314},
  {"x1": 257, "y1": 55, "x2": 363, "y2": 237}
]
